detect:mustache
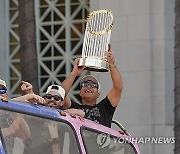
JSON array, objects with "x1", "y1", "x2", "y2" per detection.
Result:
[{"x1": 45, "y1": 101, "x2": 63, "y2": 110}]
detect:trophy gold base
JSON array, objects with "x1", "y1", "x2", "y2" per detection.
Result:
[{"x1": 78, "y1": 57, "x2": 109, "y2": 72}]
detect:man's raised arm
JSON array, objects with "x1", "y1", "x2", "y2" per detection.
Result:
[
  {"x1": 105, "y1": 48, "x2": 123, "y2": 107},
  {"x1": 61, "y1": 59, "x2": 85, "y2": 109}
]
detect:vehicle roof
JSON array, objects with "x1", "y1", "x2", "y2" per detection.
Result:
[{"x1": 0, "y1": 98, "x2": 140, "y2": 153}]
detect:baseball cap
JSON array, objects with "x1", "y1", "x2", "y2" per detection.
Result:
[
  {"x1": 80, "y1": 75, "x2": 100, "y2": 90},
  {"x1": 46, "y1": 85, "x2": 65, "y2": 100},
  {"x1": 0, "y1": 79, "x2": 7, "y2": 90}
]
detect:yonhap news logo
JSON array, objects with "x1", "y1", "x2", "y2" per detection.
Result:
[
  {"x1": 97, "y1": 133, "x2": 175, "y2": 148},
  {"x1": 97, "y1": 133, "x2": 111, "y2": 148}
]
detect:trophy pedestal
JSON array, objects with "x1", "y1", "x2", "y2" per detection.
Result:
[{"x1": 78, "y1": 57, "x2": 109, "y2": 72}]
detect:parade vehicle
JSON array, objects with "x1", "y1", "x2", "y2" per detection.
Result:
[{"x1": 0, "y1": 98, "x2": 140, "y2": 154}]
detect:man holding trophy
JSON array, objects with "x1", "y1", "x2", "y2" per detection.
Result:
[
  {"x1": 62, "y1": 47, "x2": 123, "y2": 128},
  {"x1": 62, "y1": 10, "x2": 123, "y2": 128}
]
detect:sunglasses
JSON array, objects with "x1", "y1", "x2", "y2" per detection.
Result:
[
  {"x1": 81, "y1": 82, "x2": 98, "y2": 89},
  {"x1": 0, "y1": 89, "x2": 7, "y2": 94},
  {"x1": 45, "y1": 94, "x2": 62, "y2": 101}
]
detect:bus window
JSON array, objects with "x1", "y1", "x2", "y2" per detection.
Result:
[
  {"x1": 81, "y1": 128, "x2": 137, "y2": 154},
  {"x1": 0, "y1": 109, "x2": 81, "y2": 154}
]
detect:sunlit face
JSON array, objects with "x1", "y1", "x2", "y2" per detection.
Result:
[
  {"x1": 80, "y1": 80, "x2": 100, "y2": 103},
  {"x1": 44, "y1": 91, "x2": 64, "y2": 109},
  {"x1": 0, "y1": 85, "x2": 8, "y2": 99}
]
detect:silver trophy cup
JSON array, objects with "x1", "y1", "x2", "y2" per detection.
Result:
[{"x1": 78, "y1": 10, "x2": 113, "y2": 72}]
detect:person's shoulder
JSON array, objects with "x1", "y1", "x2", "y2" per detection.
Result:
[
  {"x1": 97, "y1": 96, "x2": 109, "y2": 105},
  {"x1": 99, "y1": 96, "x2": 109, "y2": 103},
  {"x1": 98, "y1": 96, "x2": 115, "y2": 108},
  {"x1": 71, "y1": 101, "x2": 82, "y2": 108}
]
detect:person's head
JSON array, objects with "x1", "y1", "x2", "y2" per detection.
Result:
[
  {"x1": 44, "y1": 85, "x2": 65, "y2": 109},
  {"x1": 0, "y1": 79, "x2": 8, "y2": 99},
  {"x1": 80, "y1": 75, "x2": 100, "y2": 105}
]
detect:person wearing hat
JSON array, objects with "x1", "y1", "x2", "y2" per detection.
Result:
[
  {"x1": 0, "y1": 79, "x2": 31, "y2": 153},
  {"x1": 62, "y1": 49, "x2": 123, "y2": 128},
  {"x1": 21, "y1": 82, "x2": 85, "y2": 117},
  {"x1": 0, "y1": 79, "x2": 45, "y2": 104},
  {"x1": 0, "y1": 79, "x2": 8, "y2": 99},
  {"x1": 0, "y1": 79, "x2": 44, "y2": 104},
  {"x1": 44, "y1": 85, "x2": 66, "y2": 109}
]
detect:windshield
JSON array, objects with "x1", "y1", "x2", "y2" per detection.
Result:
[
  {"x1": 0, "y1": 109, "x2": 81, "y2": 154},
  {"x1": 82, "y1": 128, "x2": 137, "y2": 154}
]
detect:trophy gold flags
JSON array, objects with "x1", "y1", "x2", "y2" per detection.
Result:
[{"x1": 78, "y1": 10, "x2": 114, "y2": 72}]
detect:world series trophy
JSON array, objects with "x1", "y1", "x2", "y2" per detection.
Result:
[{"x1": 78, "y1": 10, "x2": 114, "y2": 72}]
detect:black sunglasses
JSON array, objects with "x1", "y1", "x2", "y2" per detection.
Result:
[
  {"x1": 0, "y1": 89, "x2": 7, "y2": 94},
  {"x1": 45, "y1": 94, "x2": 62, "y2": 101},
  {"x1": 81, "y1": 82, "x2": 98, "y2": 89}
]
